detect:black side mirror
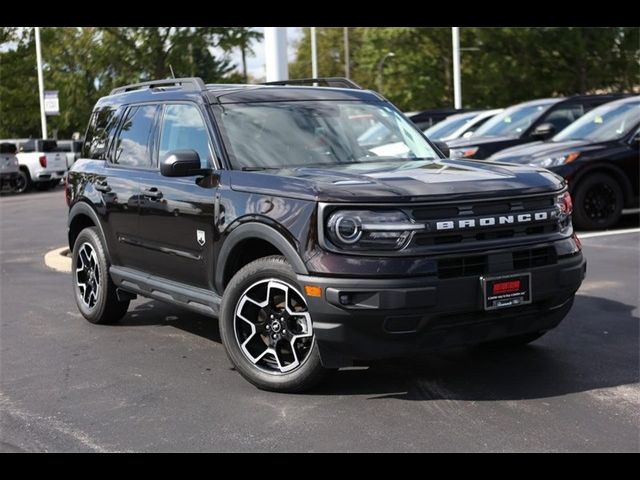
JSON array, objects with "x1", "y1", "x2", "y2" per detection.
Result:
[
  {"x1": 531, "y1": 122, "x2": 556, "y2": 140},
  {"x1": 433, "y1": 140, "x2": 450, "y2": 158},
  {"x1": 160, "y1": 150, "x2": 210, "y2": 177}
]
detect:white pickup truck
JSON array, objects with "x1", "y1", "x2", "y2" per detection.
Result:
[{"x1": 8, "y1": 139, "x2": 68, "y2": 193}]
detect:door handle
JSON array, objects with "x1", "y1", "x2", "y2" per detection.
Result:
[
  {"x1": 143, "y1": 187, "x2": 163, "y2": 199},
  {"x1": 95, "y1": 180, "x2": 111, "y2": 193}
]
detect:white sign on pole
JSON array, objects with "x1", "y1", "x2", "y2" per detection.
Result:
[{"x1": 44, "y1": 90, "x2": 60, "y2": 116}]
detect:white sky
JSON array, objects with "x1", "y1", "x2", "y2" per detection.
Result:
[{"x1": 225, "y1": 27, "x2": 303, "y2": 81}]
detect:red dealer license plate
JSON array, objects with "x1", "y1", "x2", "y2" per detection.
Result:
[{"x1": 480, "y1": 273, "x2": 532, "y2": 311}]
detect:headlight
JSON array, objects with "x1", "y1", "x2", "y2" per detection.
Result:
[
  {"x1": 555, "y1": 191, "x2": 573, "y2": 229},
  {"x1": 529, "y1": 152, "x2": 579, "y2": 168},
  {"x1": 326, "y1": 210, "x2": 424, "y2": 251},
  {"x1": 450, "y1": 147, "x2": 478, "y2": 158}
]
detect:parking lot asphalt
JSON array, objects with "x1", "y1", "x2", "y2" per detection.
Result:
[{"x1": 1, "y1": 187, "x2": 638, "y2": 452}]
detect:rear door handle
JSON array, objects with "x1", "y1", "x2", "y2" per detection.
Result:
[
  {"x1": 95, "y1": 180, "x2": 111, "y2": 193},
  {"x1": 143, "y1": 187, "x2": 163, "y2": 199}
]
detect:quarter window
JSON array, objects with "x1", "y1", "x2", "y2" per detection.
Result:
[
  {"x1": 111, "y1": 105, "x2": 158, "y2": 168},
  {"x1": 159, "y1": 104, "x2": 211, "y2": 168},
  {"x1": 82, "y1": 106, "x2": 123, "y2": 159}
]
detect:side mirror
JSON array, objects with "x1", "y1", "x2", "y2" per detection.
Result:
[
  {"x1": 160, "y1": 150, "x2": 210, "y2": 177},
  {"x1": 433, "y1": 140, "x2": 450, "y2": 158},
  {"x1": 531, "y1": 122, "x2": 556, "y2": 140}
]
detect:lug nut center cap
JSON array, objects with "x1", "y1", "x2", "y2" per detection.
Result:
[{"x1": 271, "y1": 321, "x2": 281, "y2": 333}]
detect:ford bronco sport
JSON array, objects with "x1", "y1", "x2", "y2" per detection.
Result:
[{"x1": 66, "y1": 77, "x2": 586, "y2": 392}]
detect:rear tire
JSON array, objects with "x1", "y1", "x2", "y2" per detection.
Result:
[
  {"x1": 72, "y1": 227, "x2": 129, "y2": 324},
  {"x1": 15, "y1": 168, "x2": 30, "y2": 193},
  {"x1": 572, "y1": 173, "x2": 623, "y2": 230},
  {"x1": 219, "y1": 255, "x2": 328, "y2": 393}
]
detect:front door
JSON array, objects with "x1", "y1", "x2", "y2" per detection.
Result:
[{"x1": 136, "y1": 102, "x2": 218, "y2": 290}]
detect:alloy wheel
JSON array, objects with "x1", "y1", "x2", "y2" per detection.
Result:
[{"x1": 75, "y1": 242, "x2": 101, "y2": 309}]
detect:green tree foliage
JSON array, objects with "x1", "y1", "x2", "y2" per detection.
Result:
[
  {"x1": 290, "y1": 27, "x2": 640, "y2": 111},
  {"x1": 0, "y1": 27, "x2": 255, "y2": 138}
]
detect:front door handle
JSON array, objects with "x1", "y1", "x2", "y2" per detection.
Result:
[
  {"x1": 95, "y1": 180, "x2": 111, "y2": 193},
  {"x1": 143, "y1": 187, "x2": 163, "y2": 199}
]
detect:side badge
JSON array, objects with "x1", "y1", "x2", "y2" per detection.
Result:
[{"x1": 197, "y1": 229, "x2": 205, "y2": 246}]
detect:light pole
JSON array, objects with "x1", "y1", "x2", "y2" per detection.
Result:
[
  {"x1": 376, "y1": 52, "x2": 395, "y2": 93},
  {"x1": 452, "y1": 27, "x2": 462, "y2": 109},
  {"x1": 343, "y1": 27, "x2": 350, "y2": 79},
  {"x1": 264, "y1": 27, "x2": 288, "y2": 82},
  {"x1": 310, "y1": 27, "x2": 318, "y2": 78},
  {"x1": 35, "y1": 27, "x2": 47, "y2": 139}
]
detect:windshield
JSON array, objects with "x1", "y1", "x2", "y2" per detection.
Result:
[
  {"x1": 473, "y1": 102, "x2": 553, "y2": 138},
  {"x1": 424, "y1": 112, "x2": 478, "y2": 140},
  {"x1": 216, "y1": 101, "x2": 439, "y2": 170},
  {"x1": 553, "y1": 99, "x2": 640, "y2": 142}
]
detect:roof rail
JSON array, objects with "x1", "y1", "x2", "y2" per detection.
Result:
[
  {"x1": 110, "y1": 77, "x2": 206, "y2": 95},
  {"x1": 263, "y1": 77, "x2": 362, "y2": 90}
]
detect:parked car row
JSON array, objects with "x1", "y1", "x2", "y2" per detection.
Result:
[
  {"x1": 0, "y1": 138, "x2": 82, "y2": 194},
  {"x1": 414, "y1": 94, "x2": 639, "y2": 230}
]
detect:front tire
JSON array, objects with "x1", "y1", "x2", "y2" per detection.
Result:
[
  {"x1": 219, "y1": 256, "x2": 328, "y2": 393},
  {"x1": 72, "y1": 227, "x2": 129, "y2": 324},
  {"x1": 572, "y1": 173, "x2": 623, "y2": 230}
]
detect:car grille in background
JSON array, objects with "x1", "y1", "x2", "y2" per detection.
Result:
[{"x1": 437, "y1": 246, "x2": 557, "y2": 279}]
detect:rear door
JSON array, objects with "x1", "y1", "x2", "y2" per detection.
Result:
[
  {"x1": 136, "y1": 102, "x2": 218, "y2": 289},
  {"x1": 101, "y1": 104, "x2": 160, "y2": 269}
]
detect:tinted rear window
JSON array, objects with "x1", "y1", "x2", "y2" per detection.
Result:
[
  {"x1": 0, "y1": 143, "x2": 17, "y2": 154},
  {"x1": 82, "y1": 106, "x2": 123, "y2": 159}
]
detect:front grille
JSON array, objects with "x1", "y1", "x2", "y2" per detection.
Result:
[
  {"x1": 437, "y1": 246, "x2": 557, "y2": 279},
  {"x1": 409, "y1": 193, "x2": 560, "y2": 249}
]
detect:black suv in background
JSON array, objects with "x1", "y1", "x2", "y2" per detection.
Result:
[
  {"x1": 446, "y1": 94, "x2": 629, "y2": 160},
  {"x1": 490, "y1": 96, "x2": 640, "y2": 230},
  {"x1": 67, "y1": 77, "x2": 585, "y2": 392}
]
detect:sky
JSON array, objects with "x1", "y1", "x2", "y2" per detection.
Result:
[{"x1": 225, "y1": 27, "x2": 303, "y2": 81}]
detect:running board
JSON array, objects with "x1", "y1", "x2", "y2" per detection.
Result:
[{"x1": 110, "y1": 266, "x2": 221, "y2": 317}]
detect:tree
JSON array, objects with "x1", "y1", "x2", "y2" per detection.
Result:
[{"x1": 218, "y1": 28, "x2": 263, "y2": 83}]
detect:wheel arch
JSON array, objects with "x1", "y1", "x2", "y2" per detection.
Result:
[
  {"x1": 68, "y1": 202, "x2": 110, "y2": 261},
  {"x1": 215, "y1": 222, "x2": 308, "y2": 294}
]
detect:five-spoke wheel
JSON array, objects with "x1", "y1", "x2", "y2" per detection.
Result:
[{"x1": 75, "y1": 242, "x2": 101, "y2": 309}]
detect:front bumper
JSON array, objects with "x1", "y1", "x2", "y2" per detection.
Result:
[{"x1": 299, "y1": 250, "x2": 585, "y2": 368}]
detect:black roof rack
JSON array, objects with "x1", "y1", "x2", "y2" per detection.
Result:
[
  {"x1": 263, "y1": 77, "x2": 362, "y2": 90},
  {"x1": 110, "y1": 77, "x2": 206, "y2": 95}
]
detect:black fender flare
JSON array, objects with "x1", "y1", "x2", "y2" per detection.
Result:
[
  {"x1": 215, "y1": 222, "x2": 309, "y2": 294},
  {"x1": 67, "y1": 201, "x2": 111, "y2": 261},
  {"x1": 569, "y1": 163, "x2": 634, "y2": 205}
]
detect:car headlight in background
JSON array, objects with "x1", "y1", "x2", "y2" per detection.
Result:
[
  {"x1": 529, "y1": 152, "x2": 579, "y2": 168},
  {"x1": 326, "y1": 210, "x2": 424, "y2": 251},
  {"x1": 449, "y1": 147, "x2": 478, "y2": 158}
]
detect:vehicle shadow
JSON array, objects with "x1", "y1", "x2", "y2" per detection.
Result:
[{"x1": 118, "y1": 294, "x2": 638, "y2": 402}]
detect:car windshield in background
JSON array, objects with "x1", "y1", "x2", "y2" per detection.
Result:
[
  {"x1": 423, "y1": 112, "x2": 478, "y2": 140},
  {"x1": 553, "y1": 99, "x2": 640, "y2": 143},
  {"x1": 216, "y1": 101, "x2": 438, "y2": 170},
  {"x1": 473, "y1": 102, "x2": 553, "y2": 138}
]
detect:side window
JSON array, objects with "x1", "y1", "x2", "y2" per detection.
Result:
[
  {"x1": 111, "y1": 105, "x2": 158, "y2": 168},
  {"x1": 543, "y1": 105, "x2": 585, "y2": 133},
  {"x1": 159, "y1": 104, "x2": 212, "y2": 168},
  {"x1": 82, "y1": 106, "x2": 122, "y2": 159}
]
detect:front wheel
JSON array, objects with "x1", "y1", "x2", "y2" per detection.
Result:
[
  {"x1": 219, "y1": 256, "x2": 328, "y2": 393},
  {"x1": 572, "y1": 173, "x2": 623, "y2": 230}
]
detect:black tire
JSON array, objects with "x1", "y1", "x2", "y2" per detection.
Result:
[
  {"x1": 479, "y1": 330, "x2": 547, "y2": 349},
  {"x1": 219, "y1": 255, "x2": 328, "y2": 393},
  {"x1": 15, "y1": 168, "x2": 30, "y2": 193},
  {"x1": 71, "y1": 227, "x2": 129, "y2": 324},
  {"x1": 572, "y1": 173, "x2": 624, "y2": 230}
]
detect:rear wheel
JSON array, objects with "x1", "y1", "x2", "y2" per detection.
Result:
[
  {"x1": 573, "y1": 173, "x2": 623, "y2": 230},
  {"x1": 15, "y1": 168, "x2": 30, "y2": 193},
  {"x1": 72, "y1": 227, "x2": 129, "y2": 324},
  {"x1": 219, "y1": 256, "x2": 328, "y2": 393}
]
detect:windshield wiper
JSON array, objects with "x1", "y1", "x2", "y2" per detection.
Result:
[{"x1": 241, "y1": 166, "x2": 281, "y2": 171}]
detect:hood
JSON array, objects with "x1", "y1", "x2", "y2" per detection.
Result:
[
  {"x1": 446, "y1": 135, "x2": 516, "y2": 149},
  {"x1": 490, "y1": 139, "x2": 605, "y2": 164},
  {"x1": 229, "y1": 159, "x2": 564, "y2": 203}
]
